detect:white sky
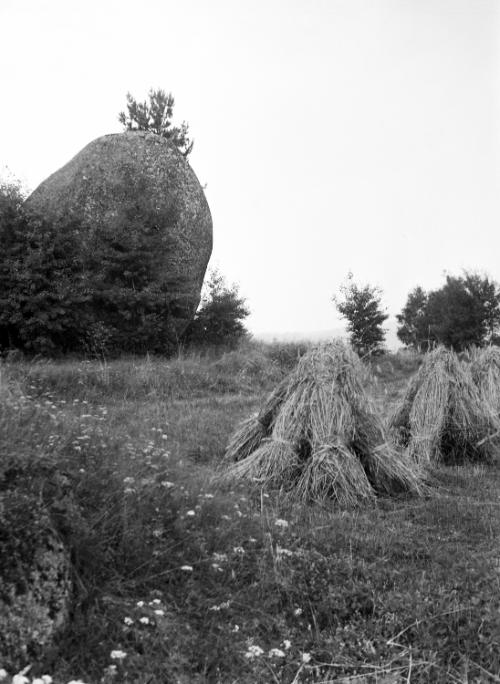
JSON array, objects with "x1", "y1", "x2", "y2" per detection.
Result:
[{"x1": 1, "y1": 0, "x2": 499, "y2": 341}]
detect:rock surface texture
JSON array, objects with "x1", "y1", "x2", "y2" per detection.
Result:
[
  {"x1": 25, "y1": 131, "x2": 213, "y2": 341},
  {"x1": 0, "y1": 491, "x2": 72, "y2": 669}
]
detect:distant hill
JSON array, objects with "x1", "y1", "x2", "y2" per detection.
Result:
[
  {"x1": 253, "y1": 321, "x2": 400, "y2": 350},
  {"x1": 253, "y1": 328, "x2": 347, "y2": 343}
]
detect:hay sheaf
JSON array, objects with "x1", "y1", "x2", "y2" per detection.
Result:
[
  {"x1": 222, "y1": 341, "x2": 423, "y2": 504},
  {"x1": 389, "y1": 346, "x2": 500, "y2": 465},
  {"x1": 469, "y1": 346, "x2": 500, "y2": 417}
]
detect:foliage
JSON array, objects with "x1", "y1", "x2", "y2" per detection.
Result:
[
  {"x1": 333, "y1": 273, "x2": 388, "y2": 356},
  {"x1": 0, "y1": 180, "x2": 189, "y2": 357},
  {"x1": 183, "y1": 269, "x2": 250, "y2": 349},
  {"x1": 118, "y1": 88, "x2": 193, "y2": 157},
  {"x1": 397, "y1": 272, "x2": 500, "y2": 352},
  {"x1": 396, "y1": 286, "x2": 429, "y2": 351},
  {"x1": 0, "y1": 183, "x2": 91, "y2": 355}
]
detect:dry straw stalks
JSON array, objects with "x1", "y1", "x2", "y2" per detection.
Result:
[
  {"x1": 222, "y1": 340, "x2": 424, "y2": 505},
  {"x1": 468, "y1": 345, "x2": 500, "y2": 415},
  {"x1": 389, "y1": 346, "x2": 500, "y2": 466}
]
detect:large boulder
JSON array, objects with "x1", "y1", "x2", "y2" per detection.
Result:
[
  {"x1": 0, "y1": 491, "x2": 72, "y2": 669},
  {"x1": 25, "y1": 131, "x2": 212, "y2": 348}
]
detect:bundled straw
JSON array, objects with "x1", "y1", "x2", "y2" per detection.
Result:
[
  {"x1": 221, "y1": 340, "x2": 423, "y2": 504},
  {"x1": 389, "y1": 346, "x2": 499, "y2": 465},
  {"x1": 469, "y1": 346, "x2": 500, "y2": 418}
]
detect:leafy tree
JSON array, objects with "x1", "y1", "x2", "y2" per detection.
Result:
[
  {"x1": 425, "y1": 272, "x2": 500, "y2": 351},
  {"x1": 397, "y1": 272, "x2": 500, "y2": 352},
  {"x1": 333, "y1": 273, "x2": 388, "y2": 356},
  {"x1": 82, "y1": 197, "x2": 187, "y2": 356},
  {"x1": 118, "y1": 88, "x2": 193, "y2": 157},
  {"x1": 0, "y1": 179, "x2": 189, "y2": 357},
  {"x1": 0, "y1": 186, "x2": 90, "y2": 355},
  {"x1": 396, "y1": 286, "x2": 430, "y2": 351},
  {"x1": 183, "y1": 269, "x2": 250, "y2": 349}
]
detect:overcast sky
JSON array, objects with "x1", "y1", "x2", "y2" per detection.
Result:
[{"x1": 1, "y1": 0, "x2": 499, "y2": 343}]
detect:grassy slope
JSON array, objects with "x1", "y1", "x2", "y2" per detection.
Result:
[{"x1": 2, "y1": 347, "x2": 500, "y2": 683}]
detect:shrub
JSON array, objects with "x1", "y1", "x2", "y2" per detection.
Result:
[{"x1": 183, "y1": 269, "x2": 250, "y2": 350}]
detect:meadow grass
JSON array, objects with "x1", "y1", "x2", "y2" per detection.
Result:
[{"x1": 2, "y1": 347, "x2": 500, "y2": 683}]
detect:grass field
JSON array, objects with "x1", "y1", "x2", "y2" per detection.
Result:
[{"x1": 2, "y1": 344, "x2": 500, "y2": 683}]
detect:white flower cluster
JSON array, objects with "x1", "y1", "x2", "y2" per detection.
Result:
[{"x1": 0, "y1": 671, "x2": 88, "y2": 684}]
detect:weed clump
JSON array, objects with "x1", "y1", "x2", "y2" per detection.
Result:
[
  {"x1": 222, "y1": 341, "x2": 423, "y2": 505},
  {"x1": 389, "y1": 346, "x2": 499, "y2": 465}
]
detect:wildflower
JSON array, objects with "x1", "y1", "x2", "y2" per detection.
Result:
[
  {"x1": 186, "y1": 510, "x2": 195, "y2": 517},
  {"x1": 209, "y1": 600, "x2": 231, "y2": 611},
  {"x1": 294, "y1": 607, "x2": 303, "y2": 616},
  {"x1": 136, "y1": 600, "x2": 145, "y2": 607},
  {"x1": 32, "y1": 679, "x2": 48, "y2": 684},
  {"x1": 301, "y1": 652, "x2": 311, "y2": 663},
  {"x1": 41, "y1": 677, "x2": 53, "y2": 684},
  {"x1": 123, "y1": 477, "x2": 135, "y2": 484},
  {"x1": 275, "y1": 519, "x2": 289, "y2": 529},
  {"x1": 269, "y1": 648, "x2": 286, "y2": 658},
  {"x1": 161, "y1": 481, "x2": 174, "y2": 488},
  {"x1": 161, "y1": 434, "x2": 168, "y2": 440},
  {"x1": 123, "y1": 617, "x2": 134, "y2": 626},
  {"x1": 154, "y1": 609, "x2": 165, "y2": 616},
  {"x1": 12, "y1": 675, "x2": 29, "y2": 684},
  {"x1": 124, "y1": 487, "x2": 135, "y2": 494},
  {"x1": 151, "y1": 598, "x2": 162, "y2": 605},
  {"x1": 221, "y1": 514, "x2": 231, "y2": 520},
  {"x1": 0, "y1": 670, "x2": 7, "y2": 682},
  {"x1": 283, "y1": 639, "x2": 292, "y2": 650},
  {"x1": 110, "y1": 649, "x2": 127, "y2": 660},
  {"x1": 245, "y1": 644, "x2": 264, "y2": 659},
  {"x1": 180, "y1": 565, "x2": 193, "y2": 572},
  {"x1": 233, "y1": 546, "x2": 245, "y2": 555},
  {"x1": 67, "y1": 681, "x2": 89, "y2": 684},
  {"x1": 204, "y1": 493, "x2": 214, "y2": 499},
  {"x1": 232, "y1": 624, "x2": 240, "y2": 632},
  {"x1": 103, "y1": 665, "x2": 117, "y2": 676},
  {"x1": 248, "y1": 537, "x2": 258, "y2": 543},
  {"x1": 277, "y1": 546, "x2": 293, "y2": 558},
  {"x1": 213, "y1": 553, "x2": 228, "y2": 562},
  {"x1": 152, "y1": 529, "x2": 164, "y2": 538},
  {"x1": 211, "y1": 563, "x2": 222, "y2": 571},
  {"x1": 139, "y1": 617, "x2": 150, "y2": 625}
]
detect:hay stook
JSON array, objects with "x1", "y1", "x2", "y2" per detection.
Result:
[
  {"x1": 469, "y1": 346, "x2": 500, "y2": 419},
  {"x1": 389, "y1": 346, "x2": 500, "y2": 465},
  {"x1": 222, "y1": 340, "x2": 423, "y2": 505}
]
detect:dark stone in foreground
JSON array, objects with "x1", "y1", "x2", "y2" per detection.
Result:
[
  {"x1": 0, "y1": 492, "x2": 71, "y2": 669},
  {"x1": 25, "y1": 131, "x2": 213, "y2": 342}
]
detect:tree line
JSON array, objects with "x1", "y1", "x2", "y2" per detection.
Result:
[
  {"x1": 334, "y1": 271, "x2": 500, "y2": 356},
  {"x1": 1, "y1": 171, "x2": 498, "y2": 358},
  {"x1": 0, "y1": 178, "x2": 249, "y2": 357}
]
